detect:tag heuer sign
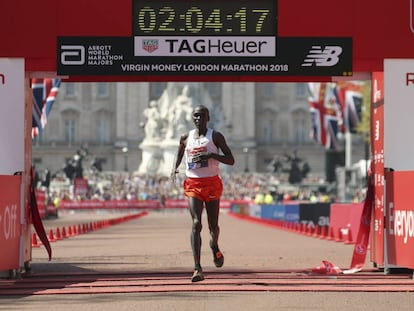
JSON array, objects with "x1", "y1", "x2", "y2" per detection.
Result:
[{"x1": 142, "y1": 39, "x2": 158, "y2": 53}]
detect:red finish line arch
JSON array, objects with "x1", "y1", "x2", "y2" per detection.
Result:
[{"x1": 0, "y1": 0, "x2": 413, "y2": 82}]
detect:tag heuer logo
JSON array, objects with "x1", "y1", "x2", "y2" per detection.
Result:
[{"x1": 142, "y1": 39, "x2": 158, "y2": 53}]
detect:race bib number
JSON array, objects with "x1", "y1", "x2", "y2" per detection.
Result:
[{"x1": 187, "y1": 146, "x2": 208, "y2": 170}]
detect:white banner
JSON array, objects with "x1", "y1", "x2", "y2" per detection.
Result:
[
  {"x1": 0, "y1": 59, "x2": 24, "y2": 175},
  {"x1": 384, "y1": 59, "x2": 414, "y2": 171},
  {"x1": 134, "y1": 36, "x2": 276, "y2": 57}
]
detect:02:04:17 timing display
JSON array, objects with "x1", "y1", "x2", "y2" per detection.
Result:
[{"x1": 132, "y1": 0, "x2": 277, "y2": 36}]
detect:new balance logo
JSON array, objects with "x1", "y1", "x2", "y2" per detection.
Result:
[{"x1": 301, "y1": 46, "x2": 342, "y2": 67}]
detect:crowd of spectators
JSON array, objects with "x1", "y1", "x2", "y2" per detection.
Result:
[{"x1": 41, "y1": 170, "x2": 365, "y2": 205}]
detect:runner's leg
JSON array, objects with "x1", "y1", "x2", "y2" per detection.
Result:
[
  {"x1": 189, "y1": 196, "x2": 204, "y2": 268},
  {"x1": 206, "y1": 200, "x2": 220, "y2": 247}
]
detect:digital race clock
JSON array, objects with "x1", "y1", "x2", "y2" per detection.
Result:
[{"x1": 132, "y1": 0, "x2": 277, "y2": 36}]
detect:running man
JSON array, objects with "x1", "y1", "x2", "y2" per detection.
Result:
[{"x1": 171, "y1": 105, "x2": 235, "y2": 282}]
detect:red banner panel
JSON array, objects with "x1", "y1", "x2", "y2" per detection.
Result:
[
  {"x1": 385, "y1": 171, "x2": 414, "y2": 269},
  {"x1": 330, "y1": 203, "x2": 364, "y2": 243},
  {"x1": 0, "y1": 176, "x2": 22, "y2": 271},
  {"x1": 370, "y1": 71, "x2": 384, "y2": 265}
]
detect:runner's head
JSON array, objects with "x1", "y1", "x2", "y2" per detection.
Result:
[{"x1": 192, "y1": 105, "x2": 210, "y2": 126}]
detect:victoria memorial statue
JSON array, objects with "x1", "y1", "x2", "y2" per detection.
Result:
[{"x1": 137, "y1": 82, "x2": 222, "y2": 176}]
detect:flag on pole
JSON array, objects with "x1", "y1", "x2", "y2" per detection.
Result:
[
  {"x1": 344, "y1": 89, "x2": 363, "y2": 133},
  {"x1": 308, "y1": 82, "x2": 341, "y2": 150},
  {"x1": 335, "y1": 81, "x2": 364, "y2": 133},
  {"x1": 32, "y1": 78, "x2": 61, "y2": 138},
  {"x1": 323, "y1": 83, "x2": 341, "y2": 150},
  {"x1": 308, "y1": 82, "x2": 323, "y2": 145}
]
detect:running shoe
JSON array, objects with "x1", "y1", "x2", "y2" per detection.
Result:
[
  {"x1": 211, "y1": 244, "x2": 224, "y2": 268},
  {"x1": 191, "y1": 268, "x2": 204, "y2": 282}
]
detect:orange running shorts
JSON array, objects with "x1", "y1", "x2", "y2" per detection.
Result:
[{"x1": 183, "y1": 175, "x2": 223, "y2": 202}]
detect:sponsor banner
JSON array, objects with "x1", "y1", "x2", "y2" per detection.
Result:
[
  {"x1": 134, "y1": 36, "x2": 276, "y2": 57},
  {"x1": 57, "y1": 36, "x2": 352, "y2": 76},
  {"x1": 249, "y1": 204, "x2": 262, "y2": 218},
  {"x1": 371, "y1": 71, "x2": 384, "y2": 265},
  {"x1": 385, "y1": 171, "x2": 414, "y2": 269},
  {"x1": 384, "y1": 59, "x2": 414, "y2": 170},
  {"x1": 260, "y1": 204, "x2": 285, "y2": 220},
  {"x1": 0, "y1": 175, "x2": 21, "y2": 271},
  {"x1": 230, "y1": 202, "x2": 251, "y2": 215},
  {"x1": 330, "y1": 203, "x2": 364, "y2": 244},
  {"x1": 299, "y1": 203, "x2": 330, "y2": 228},
  {"x1": 58, "y1": 199, "x2": 234, "y2": 210},
  {"x1": 284, "y1": 203, "x2": 300, "y2": 223},
  {"x1": 0, "y1": 58, "x2": 24, "y2": 175}
]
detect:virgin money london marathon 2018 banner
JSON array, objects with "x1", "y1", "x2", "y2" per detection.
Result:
[{"x1": 57, "y1": 37, "x2": 352, "y2": 77}]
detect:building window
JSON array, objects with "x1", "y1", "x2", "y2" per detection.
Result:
[
  {"x1": 96, "y1": 83, "x2": 109, "y2": 98},
  {"x1": 263, "y1": 83, "x2": 273, "y2": 98},
  {"x1": 293, "y1": 111, "x2": 309, "y2": 143},
  {"x1": 64, "y1": 119, "x2": 76, "y2": 143},
  {"x1": 263, "y1": 120, "x2": 273, "y2": 144},
  {"x1": 97, "y1": 117, "x2": 111, "y2": 143},
  {"x1": 64, "y1": 83, "x2": 76, "y2": 97},
  {"x1": 295, "y1": 83, "x2": 307, "y2": 99}
]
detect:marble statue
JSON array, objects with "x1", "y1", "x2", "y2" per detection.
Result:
[
  {"x1": 165, "y1": 85, "x2": 193, "y2": 139},
  {"x1": 143, "y1": 100, "x2": 162, "y2": 141},
  {"x1": 138, "y1": 83, "x2": 222, "y2": 175}
]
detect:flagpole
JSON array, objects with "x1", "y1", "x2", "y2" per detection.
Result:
[{"x1": 345, "y1": 130, "x2": 352, "y2": 168}]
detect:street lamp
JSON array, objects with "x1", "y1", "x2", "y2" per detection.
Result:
[
  {"x1": 122, "y1": 146, "x2": 128, "y2": 172},
  {"x1": 243, "y1": 147, "x2": 249, "y2": 172}
]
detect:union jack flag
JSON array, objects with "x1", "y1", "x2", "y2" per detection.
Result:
[
  {"x1": 308, "y1": 82, "x2": 341, "y2": 150},
  {"x1": 334, "y1": 81, "x2": 364, "y2": 133},
  {"x1": 32, "y1": 78, "x2": 61, "y2": 138},
  {"x1": 344, "y1": 88, "x2": 363, "y2": 133}
]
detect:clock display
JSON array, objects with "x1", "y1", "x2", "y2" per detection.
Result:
[{"x1": 132, "y1": 0, "x2": 277, "y2": 36}]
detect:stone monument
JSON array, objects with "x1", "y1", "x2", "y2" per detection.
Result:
[{"x1": 137, "y1": 82, "x2": 222, "y2": 176}]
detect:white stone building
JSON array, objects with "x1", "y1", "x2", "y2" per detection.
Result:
[{"x1": 32, "y1": 82, "x2": 365, "y2": 180}]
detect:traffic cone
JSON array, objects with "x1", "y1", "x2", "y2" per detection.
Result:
[
  {"x1": 344, "y1": 228, "x2": 354, "y2": 244},
  {"x1": 294, "y1": 222, "x2": 300, "y2": 232},
  {"x1": 32, "y1": 233, "x2": 40, "y2": 248},
  {"x1": 326, "y1": 226, "x2": 334, "y2": 240},
  {"x1": 68, "y1": 225, "x2": 73, "y2": 236},
  {"x1": 335, "y1": 228, "x2": 344, "y2": 242},
  {"x1": 48, "y1": 229, "x2": 56, "y2": 242},
  {"x1": 300, "y1": 223, "x2": 306, "y2": 234},
  {"x1": 312, "y1": 224, "x2": 320, "y2": 238},
  {"x1": 62, "y1": 226, "x2": 67, "y2": 238},
  {"x1": 56, "y1": 227, "x2": 62, "y2": 240},
  {"x1": 307, "y1": 224, "x2": 313, "y2": 236},
  {"x1": 319, "y1": 225, "x2": 327, "y2": 239}
]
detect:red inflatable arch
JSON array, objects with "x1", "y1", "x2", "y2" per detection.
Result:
[{"x1": 0, "y1": 0, "x2": 413, "y2": 81}]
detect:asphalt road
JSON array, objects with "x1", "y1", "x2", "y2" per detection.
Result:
[{"x1": 0, "y1": 209, "x2": 413, "y2": 311}]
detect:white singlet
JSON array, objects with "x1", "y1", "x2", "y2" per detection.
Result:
[{"x1": 184, "y1": 128, "x2": 219, "y2": 178}]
